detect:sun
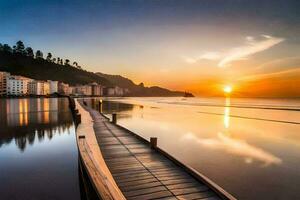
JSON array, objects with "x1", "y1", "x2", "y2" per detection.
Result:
[{"x1": 223, "y1": 85, "x2": 233, "y2": 94}]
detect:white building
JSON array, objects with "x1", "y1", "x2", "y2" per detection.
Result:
[
  {"x1": 0, "y1": 71, "x2": 10, "y2": 96},
  {"x1": 28, "y1": 81, "x2": 50, "y2": 95},
  {"x1": 43, "y1": 81, "x2": 50, "y2": 95},
  {"x1": 28, "y1": 81, "x2": 42, "y2": 95},
  {"x1": 6, "y1": 75, "x2": 32, "y2": 96},
  {"x1": 48, "y1": 80, "x2": 58, "y2": 94}
]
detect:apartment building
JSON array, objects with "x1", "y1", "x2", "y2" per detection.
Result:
[
  {"x1": 48, "y1": 80, "x2": 58, "y2": 94},
  {"x1": 0, "y1": 71, "x2": 10, "y2": 96},
  {"x1": 90, "y1": 83, "x2": 103, "y2": 96},
  {"x1": 74, "y1": 85, "x2": 92, "y2": 96},
  {"x1": 58, "y1": 82, "x2": 70, "y2": 95},
  {"x1": 28, "y1": 81, "x2": 50, "y2": 95},
  {"x1": 6, "y1": 75, "x2": 32, "y2": 96},
  {"x1": 104, "y1": 86, "x2": 124, "y2": 96}
]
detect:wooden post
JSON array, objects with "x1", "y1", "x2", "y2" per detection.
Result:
[
  {"x1": 99, "y1": 101, "x2": 102, "y2": 113},
  {"x1": 76, "y1": 114, "x2": 81, "y2": 124},
  {"x1": 150, "y1": 137, "x2": 157, "y2": 149},
  {"x1": 112, "y1": 113, "x2": 117, "y2": 124},
  {"x1": 78, "y1": 135, "x2": 85, "y2": 139}
]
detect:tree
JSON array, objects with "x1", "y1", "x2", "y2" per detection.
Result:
[
  {"x1": 25, "y1": 47, "x2": 34, "y2": 57},
  {"x1": 57, "y1": 57, "x2": 60, "y2": 64},
  {"x1": 64, "y1": 59, "x2": 70, "y2": 65},
  {"x1": 0, "y1": 43, "x2": 3, "y2": 51},
  {"x1": 12, "y1": 45, "x2": 17, "y2": 54},
  {"x1": 46, "y1": 53, "x2": 52, "y2": 62},
  {"x1": 60, "y1": 59, "x2": 63, "y2": 65},
  {"x1": 2, "y1": 44, "x2": 12, "y2": 53},
  {"x1": 52, "y1": 58, "x2": 56, "y2": 63},
  {"x1": 15, "y1": 40, "x2": 25, "y2": 55},
  {"x1": 35, "y1": 50, "x2": 43, "y2": 59},
  {"x1": 73, "y1": 61, "x2": 78, "y2": 67}
]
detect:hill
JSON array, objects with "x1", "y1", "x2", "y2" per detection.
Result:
[
  {"x1": 96, "y1": 72, "x2": 186, "y2": 96},
  {"x1": 0, "y1": 40, "x2": 191, "y2": 97},
  {"x1": 0, "y1": 51, "x2": 111, "y2": 86}
]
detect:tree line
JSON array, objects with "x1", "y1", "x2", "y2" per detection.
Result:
[{"x1": 0, "y1": 40, "x2": 82, "y2": 69}]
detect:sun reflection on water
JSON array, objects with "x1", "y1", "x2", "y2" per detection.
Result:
[{"x1": 223, "y1": 97, "x2": 231, "y2": 129}]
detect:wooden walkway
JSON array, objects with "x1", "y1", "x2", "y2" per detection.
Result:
[{"x1": 79, "y1": 102, "x2": 236, "y2": 200}]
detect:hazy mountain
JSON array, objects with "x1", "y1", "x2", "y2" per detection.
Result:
[{"x1": 96, "y1": 72, "x2": 187, "y2": 96}]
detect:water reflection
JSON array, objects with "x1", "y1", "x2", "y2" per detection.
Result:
[
  {"x1": 181, "y1": 132, "x2": 282, "y2": 166},
  {"x1": 224, "y1": 97, "x2": 230, "y2": 129},
  {"x1": 86, "y1": 97, "x2": 300, "y2": 200},
  {"x1": 207, "y1": 98, "x2": 283, "y2": 166},
  {"x1": 0, "y1": 98, "x2": 73, "y2": 151},
  {"x1": 0, "y1": 98, "x2": 85, "y2": 200}
]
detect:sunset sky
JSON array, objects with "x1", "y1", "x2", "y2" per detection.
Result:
[{"x1": 1, "y1": 0, "x2": 299, "y2": 97}]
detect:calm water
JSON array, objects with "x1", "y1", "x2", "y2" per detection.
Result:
[
  {"x1": 88, "y1": 97, "x2": 300, "y2": 200},
  {"x1": 0, "y1": 98, "x2": 84, "y2": 200}
]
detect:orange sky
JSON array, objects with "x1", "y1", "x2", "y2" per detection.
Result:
[{"x1": 4, "y1": 0, "x2": 299, "y2": 97}]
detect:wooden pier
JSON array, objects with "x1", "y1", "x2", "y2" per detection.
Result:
[{"x1": 74, "y1": 99, "x2": 236, "y2": 200}]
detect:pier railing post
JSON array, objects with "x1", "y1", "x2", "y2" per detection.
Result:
[
  {"x1": 99, "y1": 100, "x2": 102, "y2": 113},
  {"x1": 150, "y1": 137, "x2": 157, "y2": 149},
  {"x1": 112, "y1": 113, "x2": 117, "y2": 124},
  {"x1": 76, "y1": 114, "x2": 81, "y2": 124}
]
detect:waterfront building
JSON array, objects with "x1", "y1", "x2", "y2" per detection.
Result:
[
  {"x1": 74, "y1": 85, "x2": 92, "y2": 96},
  {"x1": 104, "y1": 86, "x2": 124, "y2": 96},
  {"x1": 58, "y1": 82, "x2": 70, "y2": 95},
  {"x1": 0, "y1": 71, "x2": 10, "y2": 96},
  {"x1": 115, "y1": 86, "x2": 124, "y2": 96},
  {"x1": 43, "y1": 81, "x2": 50, "y2": 95},
  {"x1": 90, "y1": 83, "x2": 103, "y2": 96},
  {"x1": 28, "y1": 81, "x2": 49, "y2": 95},
  {"x1": 48, "y1": 80, "x2": 58, "y2": 94},
  {"x1": 68, "y1": 86, "x2": 75, "y2": 95},
  {"x1": 6, "y1": 75, "x2": 32, "y2": 96}
]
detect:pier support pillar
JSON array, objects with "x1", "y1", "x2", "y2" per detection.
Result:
[
  {"x1": 112, "y1": 113, "x2": 117, "y2": 124},
  {"x1": 150, "y1": 137, "x2": 157, "y2": 149}
]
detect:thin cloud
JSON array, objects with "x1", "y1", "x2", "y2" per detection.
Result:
[
  {"x1": 218, "y1": 35, "x2": 285, "y2": 67},
  {"x1": 183, "y1": 35, "x2": 285, "y2": 67},
  {"x1": 238, "y1": 67, "x2": 300, "y2": 81},
  {"x1": 255, "y1": 56, "x2": 300, "y2": 70},
  {"x1": 183, "y1": 52, "x2": 220, "y2": 64}
]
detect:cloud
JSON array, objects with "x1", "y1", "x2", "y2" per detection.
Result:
[
  {"x1": 183, "y1": 35, "x2": 285, "y2": 67},
  {"x1": 238, "y1": 67, "x2": 300, "y2": 81},
  {"x1": 218, "y1": 35, "x2": 285, "y2": 67},
  {"x1": 183, "y1": 52, "x2": 220, "y2": 64},
  {"x1": 255, "y1": 56, "x2": 300, "y2": 70}
]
